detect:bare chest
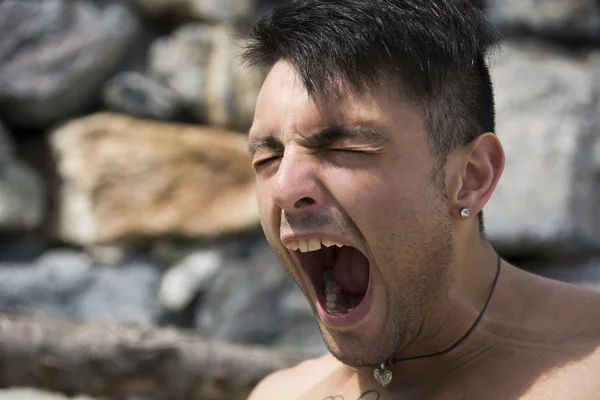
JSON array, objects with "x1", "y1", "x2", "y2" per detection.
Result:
[
  {"x1": 294, "y1": 363, "x2": 600, "y2": 400},
  {"x1": 292, "y1": 342, "x2": 600, "y2": 400},
  {"x1": 297, "y1": 388, "x2": 387, "y2": 400}
]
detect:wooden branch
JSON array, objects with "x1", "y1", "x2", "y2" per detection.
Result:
[{"x1": 0, "y1": 312, "x2": 306, "y2": 400}]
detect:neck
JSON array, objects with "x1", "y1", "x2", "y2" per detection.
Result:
[{"x1": 354, "y1": 241, "x2": 516, "y2": 390}]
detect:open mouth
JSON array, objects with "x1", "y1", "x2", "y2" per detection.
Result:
[{"x1": 286, "y1": 238, "x2": 370, "y2": 317}]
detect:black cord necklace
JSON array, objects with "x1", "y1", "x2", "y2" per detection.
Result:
[{"x1": 373, "y1": 254, "x2": 502, "y2": 388}]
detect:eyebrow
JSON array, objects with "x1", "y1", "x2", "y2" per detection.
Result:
[
  {"x1": 247, "y1": 135, "x2": 284, "y2": 157},
  {"x1": 247, "y1": 124, "x2": 387, "y2": 157}
]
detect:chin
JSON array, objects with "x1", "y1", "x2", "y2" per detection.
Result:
[
  {"x1": 322, "y1": 332, "x2": 395, "y2": 367},
  {"x1": 317, "y1": 309, "x2": 413, "y2": 367},
  {"x1": 277, "y1": 220, "x2": 454, "y2": 365},
  {"x1": 315, "y1": 284, "x2": 427, "y2": 368}
]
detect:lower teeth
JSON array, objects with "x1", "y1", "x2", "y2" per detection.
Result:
[{"x1": 323, "y1": 269, "x2": 360, "y2": 315}]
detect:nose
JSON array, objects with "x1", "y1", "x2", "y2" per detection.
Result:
[{"x1": 271, "y1": 153, "x2": 327, "y2": 213}]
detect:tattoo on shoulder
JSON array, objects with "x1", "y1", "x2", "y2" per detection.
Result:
[
  {"x1": 321, "y1": 391, "x2": 467, "y2": 400},
  {"x1": 322, "y1": 390, "x2": 382, "y2": 400}
]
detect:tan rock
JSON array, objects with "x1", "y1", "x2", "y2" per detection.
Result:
[
  {"x1": 50, "y1": 113, "x2": 259, "y2": 246},
  {"x1": 0, "y1": 388, "x2": 99, "y2": 400}
]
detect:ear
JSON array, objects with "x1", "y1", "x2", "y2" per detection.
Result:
[{"x1": 445, "y1": 133, "x2": 505, "y2": 220}]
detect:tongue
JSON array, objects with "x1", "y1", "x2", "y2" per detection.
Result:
[{"x1": 332, "y1": 247, "x2": 369, "y2": 294}]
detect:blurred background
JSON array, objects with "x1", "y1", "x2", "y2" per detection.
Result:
[{"x1": 0, "y1": 0, "x2": 599, "y2": 399}]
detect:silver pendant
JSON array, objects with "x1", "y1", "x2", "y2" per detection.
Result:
[{"x1": 374, "y1": 363, "x2": 392, "y2": 387}]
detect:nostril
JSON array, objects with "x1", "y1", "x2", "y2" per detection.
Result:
[{"x1": 294, "y1": 197, "x2": 316, "y2": 209}]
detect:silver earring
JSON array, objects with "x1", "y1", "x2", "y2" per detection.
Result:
[{"x1": 460, "y1": 208, "x2": 470, "y2": 218}]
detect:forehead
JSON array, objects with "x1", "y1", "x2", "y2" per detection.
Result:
[{"x1": 249, "y1": 60, "x2": 423, "y2": 142}]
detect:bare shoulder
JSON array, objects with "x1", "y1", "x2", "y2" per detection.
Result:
[
  {"x1": 248, "y1": 354, "x2": 339, "y2": 400},
  {"x1": 539, "y1": 278, "x2": 600, "y2": 368}
]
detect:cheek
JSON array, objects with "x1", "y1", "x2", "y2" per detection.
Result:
[
  {"x1": 332, "y1": 168, "x2": 429, "y2": 227},
  {"x1": 256, "y1": 181, "x2": 280, "y2": 239},
  {"x1": 331, "y1": 167, "x2": 447, "y2": 276},
  {"x1": 256, "y1": 182, "x2": 270, "y2": 218}
]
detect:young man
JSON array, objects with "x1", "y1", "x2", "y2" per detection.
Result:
[{"x1": 243, "y1": 0, "x2": 600, "y2": 398}]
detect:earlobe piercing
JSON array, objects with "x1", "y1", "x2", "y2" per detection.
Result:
[{"x1": 460, "y1": 208, "x2": 470, "y2": 218}]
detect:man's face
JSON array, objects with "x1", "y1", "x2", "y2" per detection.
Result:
[{"x1": 249, "y1": 61, "x2": 456, "y2": 366}]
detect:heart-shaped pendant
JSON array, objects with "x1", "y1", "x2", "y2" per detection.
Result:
[{"x1": 374, "y1": 363, "x2": 392, "y2": 387}]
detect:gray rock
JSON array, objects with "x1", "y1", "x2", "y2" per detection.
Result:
[
  {"x1": 195, "y1": 239, "x2": 325, "y2": 355},
  {"x1": 158, "y1": 249, "x2": 223, "y2": 312},
  {"x1": 483, "y1": 0, "x2": 600, "y2": 42},
  {"x1": 122, "y1": 23, "x2": 265, "y2": 130},
  {"x1": 0, "y1": 123, "x2": 45, "y2": 231},
  {"x1": 76, "y1": 258, "x2": 161, "y2": 325},
  {"x1": 521, "y1": 257, "x2": 600, "y2": 292},
  {"x1": 0, "y1": 250, "x2": 93, "y2": 317},
  {"x1": 103, "y1": 72, "x2": 183, "y2": 121},
  {"x1": 84, "y1": 243, "x2": 140, "y2": 265},
  {"x1": 485, "y1": 41, "x2": 600, "y2": 256},
  {"x1": 273, "y1": 287, "x2": 326, "y2": 356},
  {"x1": 0, "y1": 122, "x2": 13, "y2": 164},
  {"x1": 149, "y1": 24, "x2": 209, "y2": 122},
  {"x1": 135, "y1": 0, "x2": 257, "y2": 22},
  {"x1": 0, "y1": 0, "x2": 141, "y2": 129},
  {"x1": 0, "y1": 234, "x2": 47, "y2": 262},
  {"x1": 0, "y1": 249, "x2": 160, "y2": 325}
]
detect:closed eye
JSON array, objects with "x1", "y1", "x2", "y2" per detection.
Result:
[
  {"x1": 330, "y1": 148, "x2": 364, "y2": 153},
  {"x1": 252, "y1": 156, "x2": 281, "y2": 169},
  {"x1": 321, "y1": 147, "x2": 380, "y2": 168},
  {"x1": 326, "y1": 148, "x2": 372, "y2": 156}
]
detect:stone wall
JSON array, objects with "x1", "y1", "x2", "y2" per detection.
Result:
[{"x1": 0, "y1": 1, "x2": 599, "y2": 398}]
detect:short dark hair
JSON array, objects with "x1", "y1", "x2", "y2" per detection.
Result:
[{"x1": 243, "y1": 0, "x2": 500, "y2": 231}]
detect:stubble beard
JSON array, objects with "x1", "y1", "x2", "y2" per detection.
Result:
[
  {"x1": 320, "y1": 192, "x2": 456, "y2": 367},
  {"x1": 264, "y1": 171, "x2": 456, "y2": 368},
  {"x1": 320, "y1": 232, "x2": 455, "y2": 368}
]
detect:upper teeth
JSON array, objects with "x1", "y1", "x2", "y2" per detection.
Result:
[{"x1": 286, "y1": 238, "x2": 345, "y2": 252}]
